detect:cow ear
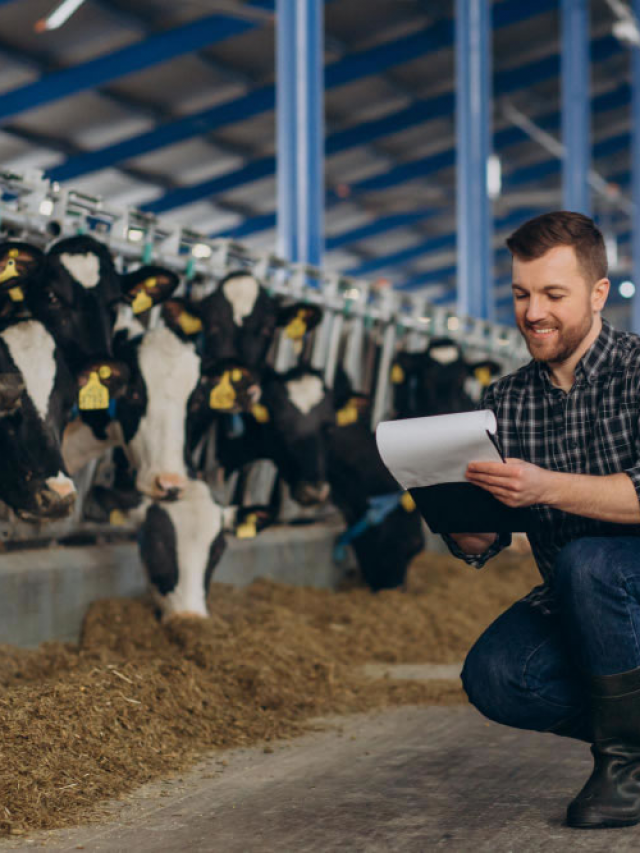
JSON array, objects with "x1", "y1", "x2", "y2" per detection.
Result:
[
  {"x1": 120, "y1": 265, "x2": 180, "y2": 315},
  {"x1": 277, "y1": 302, "x2": 323, "y2": 340},
  {"x1": 335, "y1": 394, "x2": 370, "y2": 427},
  {"x1": 0, "y1": 241, "x2": 45, "y2": 299},
  {"x1": 161, "y1": 298, "x2": 203, "y2": 338}
]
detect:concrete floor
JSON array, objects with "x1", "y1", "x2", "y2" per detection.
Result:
[{"x1": 2, "y1": 704, "x2": 638, "y2": 853}]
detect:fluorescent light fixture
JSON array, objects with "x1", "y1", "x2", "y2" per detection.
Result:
[
  {"x1": 39, "y1": 199, "x2": 54, "y2": 216},
  {"x1": 605, "y1": 234, "x2": 619, "y2": 269},
  {"x1": 447, "y1": 316, "x2": 460, "y2": 331},
  {"x1": 127, "y1": 228, "x2": 145, "y2": 243},
  {"x1": 619, "y1": 280, "x2": 635, "y2": 299},
  {"x1": 487, "y1": 154, "x2": 502, "y2": 200},
  {"x1": 343, "y1": 288, "x2": 361, "y2": 300},
  {"x1": 192, "y1": 243, "x2": 212, "y2": 259},
  {"x1": 35, "y1": 0, "x2": 86, "y2": 32}
]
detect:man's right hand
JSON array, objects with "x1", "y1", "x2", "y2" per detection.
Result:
[{"x1": 448, "y1": 532, "x2": 498, "y2": 555}]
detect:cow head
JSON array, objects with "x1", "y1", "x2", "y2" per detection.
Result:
[
  {"x1": 0, "y1": 241, "x2": 45, "y2": 309},
  {"x1": 0, "y1": 321, "x2": 76, "y2": 520},
  {"x1": 392, "y1": 337, "x2": 473, "y2": 418},
  {"x1": 120, "y1": 265, "x2": 180, "y2": 318},
  {"x1": 114, "y1": 326, "x2": 202, "y2": 501},
  {"x1": 139, "y1": 479, "x2": 273, "y2": 622},
  {"x1": 464, "y1": 358, "x2": 502, "y2": 403}
]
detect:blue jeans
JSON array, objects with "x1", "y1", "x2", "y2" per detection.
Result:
[{"x1": 461, "y1": 536, "x2": 640, "y2": 737}]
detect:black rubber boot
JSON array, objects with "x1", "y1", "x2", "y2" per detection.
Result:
[{"x1": 567, "y1": 667, "x2": 640, "y2": 829}]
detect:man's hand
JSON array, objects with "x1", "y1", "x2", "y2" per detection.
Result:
[
  {"x1": 465, "y1": 458, "x2": 553, "y2": 507},
  {"x1": 448, "y1": 532, "x2": 497, "y2": 554}
]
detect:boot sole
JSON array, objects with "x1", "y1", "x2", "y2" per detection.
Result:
[{"x1": 567, "y1": 813, "x2": 640, "y2": 830}]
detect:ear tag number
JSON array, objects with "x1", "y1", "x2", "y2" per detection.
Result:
[
  {"x1": 400, "y1": 492, "x2": 416, "y2": 512},
  {"x1": 79, "y1": 372, "x2": 110, "y2": 411},
  {"x1": 336, "y1": 400, "x2": 358, "y2": 427},
  {"x1": 178, "y1": 311, "x2": 202, "y2": 335},
  {"x1": 8, "y1": 287, "x2": 24, "y2": 302},
  {"x1": 391, "y1": 364, "x2": 405, "y2": 384},
  {"x1": 236, "y1": 513, "x2": 257, "y2": 539},
  {"x1": 209, "y1": 371, "x2": 237, "y2": 410},
  {"x1": 474, "y1": 366, "x2": 492, "y2": 387},
  {"x1": 132, "y1": 290, "x2": 153, "y2": 314},
  {"x1": 252, "y1": 403, "x2": 270, "y2": 423}
]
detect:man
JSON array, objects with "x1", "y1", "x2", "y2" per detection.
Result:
[{"x1": 447, "y1": 211, "x2": 640, "y2": 830}]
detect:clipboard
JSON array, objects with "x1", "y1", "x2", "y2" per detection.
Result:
[{"x1": 375, "y1": 410, "x2": 535, "y2": 534}]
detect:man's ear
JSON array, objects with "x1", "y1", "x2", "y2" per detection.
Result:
[
  {"x1": 120, "y1": 265, "x2": 180, "y2": 314},
  {"x1": 592, "y1": 277, "x2": 610, "y2": 313},
  {"x1": 277, "y1": 303, "x2": 323, "y2": 340}
]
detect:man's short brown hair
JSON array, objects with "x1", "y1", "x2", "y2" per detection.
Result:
[{"x1": 506, "y1": 211, "x2": 608, "y2": 284}]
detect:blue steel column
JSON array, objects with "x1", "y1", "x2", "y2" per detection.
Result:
[
  {"x1": 562, "y1": 0, "x2": 591, "y2": 214},
  {"x1": 276, "y1": 0, "x2": 324, "y2": 266},
  {"x1": 456, "y1": 0, "x2": 493, "y2": 321},
  {"x1": 633, "y1": 0, "x2": 640, "y2": 333}
]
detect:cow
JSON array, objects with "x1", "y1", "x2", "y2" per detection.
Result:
[
  {"x1": 210, "y1": 364, "x2": 424, "y2": 590},
  {"x1": 0, "y1": 241, "x2": 77, "y2": 520},
  {"x1": 138, "y1": 480, "x2": 272, "y2": 621},
  {"x1": 391, "y1": 337, "x2": 475, "y2": 418}
]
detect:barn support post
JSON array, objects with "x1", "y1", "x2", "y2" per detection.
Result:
[
  {"x1": 633, "y1": 0, "x2": 640, "y2": 333},
  {"x1": 455, "y1": 0, "x2": 494, "y2": 321},
  {"x1": 276, "y1": 0, "x2": 324, "y2": 267},
  {"x1": 562, "y1": 0, "x2": 591, "y2": 214}
]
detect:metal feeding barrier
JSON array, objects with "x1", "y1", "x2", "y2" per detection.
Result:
[{"x1": 0, "y1": 168, "x2": 528, "y2": 543}]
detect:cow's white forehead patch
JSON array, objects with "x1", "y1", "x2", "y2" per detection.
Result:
[
  {"x1": 286, "y1": 375, "x2": 324, "y2": 415},
  {"x1": 0, "y1": 321, "x2": 56, "y2": 421},
  {"x1": 430, "y1": 345, "x2": 459, "y2": 365},
  {"x1": 222, "y1": 275, "x2": 259, "y2": 326},
  {"x1": 60, "y1": 252, "x2": 100, "y2": 289}
]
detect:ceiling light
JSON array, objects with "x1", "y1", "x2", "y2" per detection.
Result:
[
  {"x1": 487, "y1": 154, "x2": 502, "y2": 200},
  {"x1": 447, "y1": 316, "x2": 460, "y2": 331},
  {"x1": 39, "y1": 199, "x2": 53, "y2": 216},
  {"x1": 192, "y1": 243, "x2": 212, "y2": 259},
  {"x1": 619, "y1": 280, "x2": 635, "y2": 299},
  {"x1": 127, "y1": 228, "x2": 144, "y2": 243},
  {"x1": 35, "y1": 0, "x2": 86, "y2": 32}
]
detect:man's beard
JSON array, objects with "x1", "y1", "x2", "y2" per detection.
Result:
[{"x1": 520, "y1": 312, "x2": 593, "y2": 365}]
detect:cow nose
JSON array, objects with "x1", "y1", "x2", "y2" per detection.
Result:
[
  {"x1": 155, "y1": 474, "x2": 186, "y2": 500},
  {"x1": 39, "y1": 480, "x2": 77, "y2": 518},
  {"x1": 46, "y1": 474, "x2": 76, "y2": 499}
]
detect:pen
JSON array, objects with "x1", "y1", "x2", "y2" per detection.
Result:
[{"x1": 486, "y1": 429, "x2": 507, "y2": 463}]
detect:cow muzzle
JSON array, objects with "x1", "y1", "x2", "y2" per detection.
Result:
[
  {"x1": 293, "y1": 481, "x2": 331, "y2": 506},
  {"x1": 145, "y1": 474, "x2": 187, "y2": 502},
  {"x1": 16, "y1": 475, "x2": 77, "y2": 521}
]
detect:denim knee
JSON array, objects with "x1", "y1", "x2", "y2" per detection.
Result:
[
  {"x1": 461, "y1": 637, "x2": 521, "y2": 727},
  {"x1": 554, "y1": 537, "x2": 617, "y2": 609}
]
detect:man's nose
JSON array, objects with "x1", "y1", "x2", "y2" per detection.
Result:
[{"x1": 524, "y1": 298, "x2": 546, "y2": 324}]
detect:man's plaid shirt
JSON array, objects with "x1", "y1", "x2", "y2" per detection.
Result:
[{"x1": 444, "y1": 318, "x2": 640, "y2": 612}]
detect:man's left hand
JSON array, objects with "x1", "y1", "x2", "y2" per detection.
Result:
[{"x1": 465, "y1": 459, "x2": 553, "y2": 508}]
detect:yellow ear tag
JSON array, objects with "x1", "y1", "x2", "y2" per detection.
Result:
[
  {"x1": 78, "y1": 371, "x2": 109, "y2": 411},
  {"x1": 391, "y1": 364, "x2": 405, "y2": 384},
  {"x1": 0, "y1": 258, "x2": 19, "y2": 284},
  {"x1": 144, "y1": 277, "x2": 158, "y2": 289},
  {"x1": 252, "y1": 403, "x2": 270, "y2": 423},
  {"x1": 178, "y1": 311, "x2": 203, "y2": 335},
  {"x1": 209, "y1": 371, "x2": 237, "y2": 410},
  {"x1": 132, "y1": 290, "x2": 153, "y2": 314},
  {"x1": 231, "y1": 368, "x2": 243, "y2": 382},
  {"x1": 336, "y1": 400, "x2": 358, "y2": 427},
  {"x1": 400, "y1": 492, "x2": 416, "y2": 512},
  {"x1": 474, "y1": 366, "x2": 492, "y2": 387},
  {"x1": 109, "y1": 509, "x2": 126, "y2": 526},
  {"x1": 98, "y1": 365, "x2": 112, "y2": 380},
  {"x1": 8, "y1": 287, "x2": 24, "y2": 302},
  {"x1": 8, "y1": 249, "x2": 19, "y2": 259},
  {"x1": 236, "y1": 513, "x2": 257, "y2": 539},
  {"x1": 285, "y1": 315, "x2": 307, "y2": 340}
]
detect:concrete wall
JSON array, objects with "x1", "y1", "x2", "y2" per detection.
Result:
[{"x1": 0, "y1": 522, "x2": 354, "y2": 648}]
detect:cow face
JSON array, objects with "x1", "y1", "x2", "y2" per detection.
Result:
[
  {"x1": 138, "y1": 480, "x2": 273, "y2": 622},
  {"x1": 27, "y1": 235, "x2": 122, "y2": 373},
  {"x1": 464, "y1": 358, "x2": 502, "y2": 403},
  {"x1": 115, "y1": 326, "x2": 202, "y2": 500},
  {"x1": 0, "y1": 320, "x2": 76, "y2": 520},
  {"x1": 120, "y1": 265, "x2": 180, "y2": 317},
  {"x1": 252, "y1": 368, "x2": 335, "y2": 506},
  {"x1": 198, "y1": 271, "x2": 322, "y2": 371},
  {"x1": 392, "y1": 337, "x2": 473, "y2": 418}
]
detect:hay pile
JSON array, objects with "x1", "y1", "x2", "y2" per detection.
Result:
[{"x1": 0, "y1": 548, "x2": 540, "y2": 835}]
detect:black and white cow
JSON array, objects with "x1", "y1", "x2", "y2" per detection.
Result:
[
  {"x1": 138, "y1": 480, "x2": 271, "y2": 621},
  {"x1": 0, "y1": 242, "x2": 77, "y2": 520},
  {"x1": 391, "y1": 337, "x2": 475, "y2": 419}
]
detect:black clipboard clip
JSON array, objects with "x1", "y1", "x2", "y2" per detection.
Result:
[{"x1": 485, "y1": 430, "x2": 507, "y2": 463}]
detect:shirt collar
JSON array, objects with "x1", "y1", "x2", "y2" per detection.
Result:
[{"x1": 535, "y1": 318, "x2": 616, "y2": 390}]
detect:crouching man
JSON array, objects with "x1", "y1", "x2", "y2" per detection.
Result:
[{"x1": 446, "y1": 212, "x2": 640, "y2": 829}]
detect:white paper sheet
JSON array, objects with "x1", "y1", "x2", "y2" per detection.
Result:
[{"x1": 376, "y1": 410, "x2": 503, "y2": 490}]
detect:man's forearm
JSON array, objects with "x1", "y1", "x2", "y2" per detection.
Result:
[{"x1": 545, "y1": 471, "x2": 640, "y2": 524}]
